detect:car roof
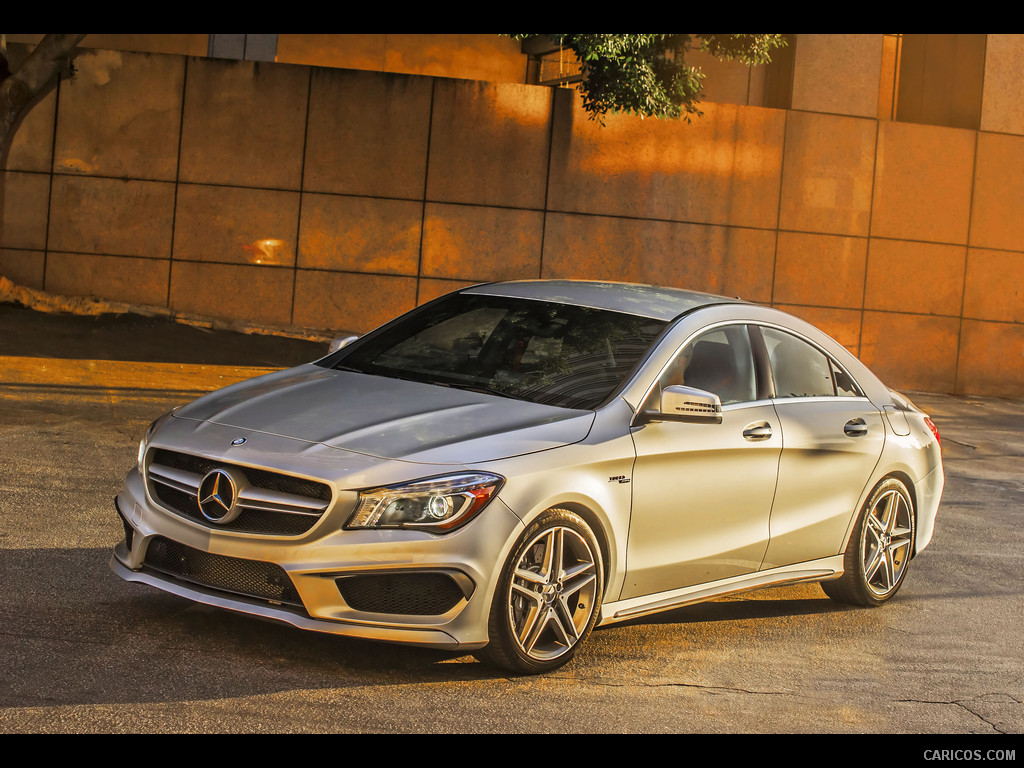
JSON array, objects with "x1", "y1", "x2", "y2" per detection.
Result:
[{"x1": 461, "y1": 280, "x2": 742, "y2": 322}]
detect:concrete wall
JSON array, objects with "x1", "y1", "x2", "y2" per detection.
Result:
[
  {"x1": 2, "y1": 39, "x2": 1023, "y2": 398},
  {"x1": 4, "y1": 34, "x2": 529, "y2": 85}
]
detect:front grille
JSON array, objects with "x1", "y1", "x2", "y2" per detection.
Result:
[
  {"x1": 153, "y1": 450, "x2": 331, "y2": 500},
  {"x1": 147, "y1": 449, "x2": 332, "y2": 536},
  {"x1": 336, "y1": 572, "x2": 468, "y2": 616},
  {"x1": 143, "y1": 536, "x2": 303, "y2": 607}
]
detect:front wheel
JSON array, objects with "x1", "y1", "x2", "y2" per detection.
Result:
[
  {"x1": 475, "y1": 509, "x2": 603, "y2": 674},
  {"x1": 822, "y1": 477, "x2": 916, "y2": 607}
]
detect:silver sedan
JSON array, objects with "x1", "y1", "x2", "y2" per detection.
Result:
[{"x1": 110, "y1": 280, "x2": 943, "y2": 674}]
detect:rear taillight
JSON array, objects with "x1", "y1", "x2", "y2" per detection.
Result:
[{"x1": 924, "y1": 417, "x2": 941, "y2": 446}]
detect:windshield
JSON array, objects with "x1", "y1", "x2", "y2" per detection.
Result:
[{"x1": 322, "y1": 293, "x2": 667, "y2": 410}]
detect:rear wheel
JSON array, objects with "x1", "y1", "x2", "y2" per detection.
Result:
[
  {"x1": 822, "y1": 477, "x2": 916, "y2": 607},
  {"x1": 475, "y1": 509, "x2": 603, "y2": 674}
]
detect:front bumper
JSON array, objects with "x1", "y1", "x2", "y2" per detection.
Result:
[{"x1": 111, "y1": 465, "x2": 523, "y2": 650}]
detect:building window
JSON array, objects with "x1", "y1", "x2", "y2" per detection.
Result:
[
  {"x1": 208, "y1": 34, "x2": 278, "y2": 63},
  {"x1": 893, "y1": 34, "x2": 986, "y2": 130},
  {"x1": 761, "y1": 34, "x2": 796, "y2": 110},
  {"x1": 520, "y1": 36, "x2": 585, "y2": 88}
]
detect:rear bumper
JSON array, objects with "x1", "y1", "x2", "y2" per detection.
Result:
[{"x1": 914, "y1": 462, "x2": 944, "y2": 554}]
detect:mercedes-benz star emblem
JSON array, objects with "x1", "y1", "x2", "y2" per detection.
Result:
[{"x1": 197, "y1": 468, "x2": 245, "y2": 524}]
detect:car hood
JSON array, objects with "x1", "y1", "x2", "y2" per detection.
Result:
[{"x1": 173, "y1": 364, "x2": 595, "y2": 465}]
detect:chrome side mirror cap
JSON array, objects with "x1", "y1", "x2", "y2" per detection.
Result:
[
  {"x1": 637, "y1": 385, "x2": 723, "y2": 425},
  {"x1": 328, "y1": 335, "x2": 359, "y2": 354}
]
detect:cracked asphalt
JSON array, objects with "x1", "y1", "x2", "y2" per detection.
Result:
[{"x1": 0, "y1": 303, "x2": 1021, "y2": 734}]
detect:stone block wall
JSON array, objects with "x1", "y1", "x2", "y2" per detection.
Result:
[{"x1": 2, "y1": 42, "x2": 1022, "y2": 398}]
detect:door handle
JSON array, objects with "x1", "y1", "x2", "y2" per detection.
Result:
[
  {"x1": 742, "y1": 422, "x2": 773, "y2": 441},
  {"x1": 844, "y1": 418, "x2": 868, "y2": 437}
]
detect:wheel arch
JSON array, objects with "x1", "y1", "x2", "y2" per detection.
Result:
[
  {"x1": 837, "y1": 469, "x2": 920, "y2": 565},
  {"x1": 541, "y1": 501, "x2": 614, "y2": 600},
  {"x1": 883, "y1": 469, "x2": 920, "y2": 557}
]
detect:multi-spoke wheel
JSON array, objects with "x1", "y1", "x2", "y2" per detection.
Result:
[
  {"x1": 475, "y1": 509, "x2": 603, "y2": 674},
  {"x1": 822, "y1": 477, "x2": 916, "y2": 607}
]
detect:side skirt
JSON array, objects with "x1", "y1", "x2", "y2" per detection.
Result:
[{"x1": 599, "y1": 555, "x2": 845, "y2": 626}]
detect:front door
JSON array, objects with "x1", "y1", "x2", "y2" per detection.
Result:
[{"x1": 622, "y1": 325, "x2": 780, "y2": 600}]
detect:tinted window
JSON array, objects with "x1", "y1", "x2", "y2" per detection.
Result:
[
  {"x1": 830, "y1": 358, "x2": 861, "y2": 397},
  {"x1": 328, "y1": 293, "x2": 667, "y2": 410},
  {"x1": 763, "y1": 327, "x2": 858, "y2": 398},
  {"x1": 657, "y1": 325, "x2": 756, "y2": 405}
]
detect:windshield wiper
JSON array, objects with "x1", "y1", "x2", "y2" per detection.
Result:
[
  {"x1": 333, "y1": 364, "x2": 423, "y2": 384},
  {"x1": 428, "y1": 380, "x2": 531, "y2": 402},
  {"x1": 333, "y1": 365, "x2": 531, "y2": 401}
]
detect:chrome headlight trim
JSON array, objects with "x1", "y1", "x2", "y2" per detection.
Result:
[{"x1": 346, "y1": 472, "x2": 505, "y2": 533}]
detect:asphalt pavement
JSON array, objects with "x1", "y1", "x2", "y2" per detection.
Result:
[{"x1": 1, "y1": 298, "x2": 1022, "y2": 733}]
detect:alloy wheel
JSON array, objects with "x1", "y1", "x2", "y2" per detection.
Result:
[
  {"x1": 507, "y1": 524, "x2": 599, "y2": 663},
  {"x1": 861, "y1": 486, "x2": 914, "y2": 599}
]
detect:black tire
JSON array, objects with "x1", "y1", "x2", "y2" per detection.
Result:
[
  {"x1": 822, "y1": 477, "x2": 916, "y2": 607},
  {"x1": 474, "y1": 509, "x2": 604, "y2": 674}
]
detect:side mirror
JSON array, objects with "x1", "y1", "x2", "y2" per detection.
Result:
[
  {"x1": 328, "y1": 335, "x2": 359, "y2": 354},
  {"x1": 637, "y1": 385, "x2": 723, "y2": 425}
]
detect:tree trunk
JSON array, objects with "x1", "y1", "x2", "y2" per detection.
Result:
[
  {"x1": 0, "y1": 34, "x2": 85, "y2": 266},
  {"x1": 0, "y1": 34, "x2": 86, "y2": 169}
]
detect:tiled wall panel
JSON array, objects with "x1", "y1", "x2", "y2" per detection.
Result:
[{"x1": 2, "y1": 46, "x2": 1022, "y2": 397}]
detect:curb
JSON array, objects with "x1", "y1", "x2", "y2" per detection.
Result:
[
  {"x1": 0, "y1": 275, "x2": 341, "y2": 344},
  {"x1": 0, "y1": 354, "x2": 281, "y2": 395}
]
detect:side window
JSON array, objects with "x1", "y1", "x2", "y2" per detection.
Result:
[
  {"x1": 830, "y1": 358, "x2": 861, "y2": 397},
  {"x1": 762, "y1": 327, "x2": 860, "y2": 398},
  {"x1": 657, "y1": 325, "x2": 756, "y2": 405}
]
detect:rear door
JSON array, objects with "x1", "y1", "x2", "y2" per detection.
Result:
[{"x1": 757, "y1": 326, "x2": 885, "y2": 570}]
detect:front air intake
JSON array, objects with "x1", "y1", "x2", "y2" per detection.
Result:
[
  {"x1": 336, "y1": 572, "x2": 470, "y2": 616},
  {"x1": 143, "y1": 536, "x2": 304, "y2": 608}
]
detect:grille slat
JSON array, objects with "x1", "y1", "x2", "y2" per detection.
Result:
[{"x1": 147, "y1": 449, "x2": 332, "y2": 536}]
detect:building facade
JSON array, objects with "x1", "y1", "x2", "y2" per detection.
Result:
[{"x1": 2, "y1": 34, "x2": 1022, "y2": 397}]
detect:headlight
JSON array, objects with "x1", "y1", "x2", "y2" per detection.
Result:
[
  {"x1": 137, "y1": 408, "x2": 178, "y2": 470},
  {"x1": 346, "y1": 472, "x2": 505, "y2": 533}
]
